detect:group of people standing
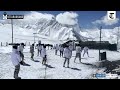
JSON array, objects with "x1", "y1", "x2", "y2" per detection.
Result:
[
  {"x1": 10, "y1": 41, "x2": 89, "y2": 79},
  {"x1": 30, "y1": 43, "x2": 47, "y2": 65},
  {"x1": 54, "y1": 43, "x2": 89, "y2": 68},
  {"x1": 11, "y1": 42, "x2": 48, "y2": 79}
]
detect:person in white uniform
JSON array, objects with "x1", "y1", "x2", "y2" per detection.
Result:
[
  {"x1": 11, "y1": 45, "x2": 21, "y2": 79},
  {"x1": 83, "y1": 46, "x2": 89, "y2": 57},
  {"x1": 74, "y1": 45, "x2": 82, "y2": 63},
  {"x1": 63, "y1": 45, "x2": 72, "y2": 68},
  {"x1": 18, "y1": 43, "x2": 25, "y2": 63},
  {"x1": 41, "y1": 45, "x2": 47, "y2": 65},
  {"x1": 36, "y1": 43, "x2": 42, "y2": 56},
  {"x1": 69, "y1": 44, "x2": 73, "y2": 56},
  {"x1": 59, "y1": 45, "x2": 64, "y2": 57}
]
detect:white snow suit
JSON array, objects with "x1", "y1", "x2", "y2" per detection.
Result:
[
  {"x1": 69, "y1": 45, "x2": 73, "y2": 51},
  {"x1": 83, "y1": 47, "x2": 89, "y2": 53},
  {"x1": 76, "y1": 46, "x2": 82, "y2": 54},
  {"x1": 55, "y1": 44, "x2": 59, "y2": 50},
  {"x1": 11, "y1": 49, "x2": 21, "y2": 66},
  {"x1": 18, "y1": 45, "x2": 24, "y2": 53},
  {"x1": 41, "y1": 47, "x2": 47, "y2": 58},
  {"x1": 64, "y1": 47, "x2": 72, "y2": 59}
]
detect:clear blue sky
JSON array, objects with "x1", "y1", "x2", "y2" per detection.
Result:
[{"x1": 0, "y1": 11, "x2": 120, "y2": 29}]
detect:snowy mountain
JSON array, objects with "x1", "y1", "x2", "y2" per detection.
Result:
[
  {"x1": 0, "y1": 12, "x2": 120, "y2": 46},
  {"x1": 0, "y1": 16, "x2": 81, "y2": 44},
  {"x1": 80, "y1": 28, "x2": 120, "y2": 44}
]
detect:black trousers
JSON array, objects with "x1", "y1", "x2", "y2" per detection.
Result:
[
  {"x1": 55, "y1": 50, "x2": 58, "y2": 55},
  {"x1": 63, "y1": 58, "x2": 70, "y2": 67},
  {"x1": 19, "y1": 51, "x2": 24, "y2": 61},
  {"x1": 31, "y1": 52, "x2": 34, "y2": 59},
  {"x1": 74, "y1": 53, "x2": 81, "y2": 63},
  {"x1": 42, "y1": 57, "x2": 47, "y2": 65},
  {"x1": 14, "y1": 64, "x2": 20, "y2": 79},
  {"x1": 60, "y1": 51, "x2": 63, "y2": 57}
]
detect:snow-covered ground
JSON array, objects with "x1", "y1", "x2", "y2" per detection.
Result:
[
  {"x1": 1, "y1": 11, "x2": 120, "y2": 79},
  {"x1": 1, "y1": 46, "x2": 120, "y2": 79}
]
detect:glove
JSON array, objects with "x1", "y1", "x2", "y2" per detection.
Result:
[{"x1": 20, "y1": 61, "x2": 23, "y2": 65}]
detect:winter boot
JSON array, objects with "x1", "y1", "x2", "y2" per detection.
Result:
[
  {"x1": 14, "y1": 77, "x2": 21, "y2": 79},
  {"x1": 14, "y1": 65, "x2": 21, "y2": 79}
]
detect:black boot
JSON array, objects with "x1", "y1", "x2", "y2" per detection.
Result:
[
  {"x1": 14, "y1": 65, "x2": 21, "y2": 79},
  {"x1": 14, "y1": 77, "x2": 21, "y2": 79}
]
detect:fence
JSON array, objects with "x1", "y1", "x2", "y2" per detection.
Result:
[
  {"x1": 0, "y1": 42, "x2": 32, "y2": 47},
  {"x1": 0, "y1": 42, "x2": 9, "y2": 47}
]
